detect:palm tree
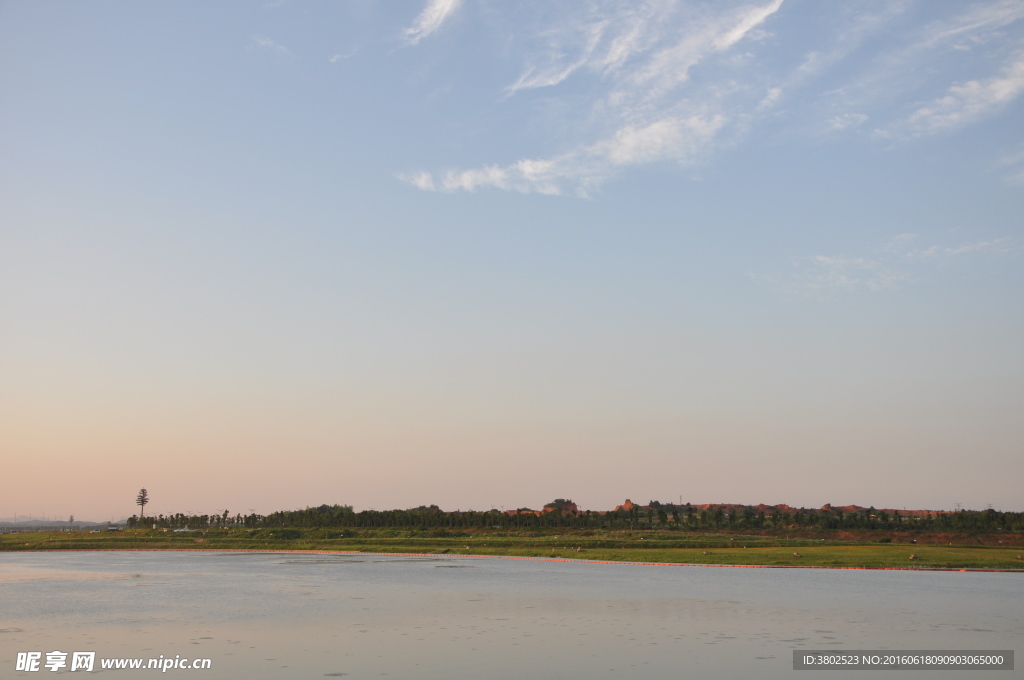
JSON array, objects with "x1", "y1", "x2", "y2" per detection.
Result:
[{"x1": 136, "y1": 488, "x2": 150, "y2": 520}]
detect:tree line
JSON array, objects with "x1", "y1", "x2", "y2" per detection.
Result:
[{"x1": 126, "y1": 501, "x2": 1024, "y2": 534}]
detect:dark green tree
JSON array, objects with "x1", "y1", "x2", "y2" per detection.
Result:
[{"x1": 136, "y1": 488, "x2": 150, "y2": 520}]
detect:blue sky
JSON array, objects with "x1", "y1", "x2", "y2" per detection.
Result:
[{"x1": 1, "y1": 0, "x2": 1022, "y2": 519}]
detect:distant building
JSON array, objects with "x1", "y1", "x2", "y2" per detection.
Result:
[
  {"x1": 543, "y1": 500, "x2": 579, "y2": 516},
  {"x1": 505, "y1": 508, "x2": 542, "y2": 517}
]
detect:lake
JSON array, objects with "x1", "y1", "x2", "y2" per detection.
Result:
[{"x1": 1, "y1": 551, "x2": 1019, "y2": 678}]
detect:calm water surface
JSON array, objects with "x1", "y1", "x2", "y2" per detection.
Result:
[{"x1": 0, "y1": 552, "x2": 1020, "y2": 679}]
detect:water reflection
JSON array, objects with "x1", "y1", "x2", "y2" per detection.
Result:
[{"x1": 0, "y1": 552, "x2": 1020, "y2": 679}]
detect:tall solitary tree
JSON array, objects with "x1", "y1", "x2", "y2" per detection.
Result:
[{"x1": 136, "y1": 488, "x2": 150, "y2": 519}]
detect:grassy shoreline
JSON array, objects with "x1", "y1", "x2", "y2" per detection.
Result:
[{"x1": 2, "y1": 530, "x2": 1022, "y2": 570}]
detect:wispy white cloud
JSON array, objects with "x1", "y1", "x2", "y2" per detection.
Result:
[
  {"x1": 406, "y1": 114, "x2": 725, "y2": 197},
  {"x1": 251, "y1": 35, "x2": 291, "y2": 58},
  {"x1": 620, "y1": 0, "x2": 783, "y2": 101},
  {"x1": 406, "y1": 0, "x2": 783, "y2": 195},
  {"x1": 761, "y1": 233, "x2": 1019, "y2": 297},
  {"x1": 827, "y1": 2, "x2": 1024, "y2": 137},
  {"x1": 827, "y1": 112, "x2": 869, "y2": 131},
  {"x1": 883, "y1": 232, "x2": 918, "y2": 253},
  {"x1": 917, "y1": 0, "x2": 1024, "y2": 50},
  {"x1": 601, "y1": 115, "x2": 725, "y2": 165},
  {"x1": 906, "y1": 55, "x2": 1024, "y2": 135},
  {"x1": 765, "y1": 1, "x2": 1024, "y2": 141},
  {"x1": 395, "y1": 171, "x2": 437, "y2": 191},
  {"x1": 433, "y1": 160, "x2": 562, "y2": 195},
  {"x1": 713, "y1": 2, "x2": 913, "y2": 130},
  {"x1": 773, "y1": 255, "x2": 910, "y2": 296},
  {"x1": 398, "y1": 2, "x2": 1024, "y2": 196},
  {"x1": 404, "y1": 0, "x2": 462, "y2": 46},
  {"x1": 505, "y1": 20, "x2": 607, "y2": 94},
  {"x1": 329, "y1": 49, "x2": 357, "y2": 63},
  {"x1": 998, "y1": 145, "x2": 1024, "y2": 185},
  {"x1": 913, "y1": 237, "x2": 1018, "y2": 259},
  {"x1": 884, "y1": 232, "x2": 1020, "y2": 258}
]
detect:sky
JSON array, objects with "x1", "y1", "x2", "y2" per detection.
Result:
[{"x1": 1, "y1": 0, "x2": 1022, "y2": 521}]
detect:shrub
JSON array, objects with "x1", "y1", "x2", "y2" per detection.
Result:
[
  {"x1": 270, "y1": 529, "x2": 303, "y2": 540},
  {"x1": 306, "y1": 528, "x2": 345, "y2": 539}
]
